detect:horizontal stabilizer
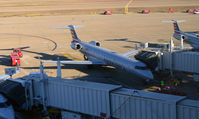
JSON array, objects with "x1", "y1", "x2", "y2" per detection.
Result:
[
  {"x1": 0, "y1": 74, "x2": 10, "y2": 81},
  {"x1": 53, "y1": 25, "x2": 84, "y2": 29},
  {"x1": 162, "y1": 20, "x2": 185, "y2": 23},
  {"x1": 42, "y1": 60, "x2": 106, "y2": 65}
]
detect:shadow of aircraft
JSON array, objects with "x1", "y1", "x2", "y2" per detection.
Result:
[
  {"x1": 105, "y1": 38, "x2": 141, "y2": 44},
  {"x1": 0, "y1": 46, "x2": 70, "y2": 66},
  {"x1": 123, "y1": 46, "x2": 135, "y2": 49},
  {"x1": 0, "y1": 55, "x2": 11, "y2": 66},
  {"x1": 0, "y1": 47, "x2": 68, "y2": 61},
  {"x1": 1, "y1": 44, "x2": 148, "y2": 89},
  {"x1": 0, "y1": 43, "x2": 152, "y2": 90},
  {"x1": 105, "y1": 38, "x2": 142, "y2": 49},
  {"x1": 21, "y1": 64, "x2": 149, "y2": 89}
]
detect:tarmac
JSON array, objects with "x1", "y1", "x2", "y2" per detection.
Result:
[{"x1": 0, "y1": 0, "x2": 199, "y2": 99}]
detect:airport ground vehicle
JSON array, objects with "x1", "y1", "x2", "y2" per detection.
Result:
[
  {"x1": 104, "y1": 11, "x2": 112, "y2": 15},
  {"x1": 157, "y1": 85, "x2": 186, "y2": 96},
  {"x1": 10, "y1": 53, "x2": 20, "y2": 66},
  {"x1": 13, "y1": 49, "x2": 23, "y2": 58},
  {"x1": 142, "y1": 10, "x2": 150, "y2": 14},
  {"x1": 10, "y1": 49, "x2": 22, "y2": 66},
  {"x1": 194, "y1": 11, "x2": 199, "y2": 14},
  {"x1": 186, "y1": 9, "x2": 199, "y2": 13}
]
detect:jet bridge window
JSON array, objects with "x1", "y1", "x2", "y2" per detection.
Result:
[
  {"x1": 0, "y1": 101, "x2": 11, "y2": 108},
  {"x1": 135, "y1": 66, "x2": 148, "y2": 70}
]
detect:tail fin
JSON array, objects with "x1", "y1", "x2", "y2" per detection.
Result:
[
  {"x1": 68, "y1": 25, "x2": 81, "y2": 42},
  {"x1": 54, "y1": 25, "x2": 83, "y2": 42},
  {"x1": 172, "y1": 20, "x2": 181, "y2": 33},
  {"x1": 162, "y1": 20, "x2": 185, "y2": 34}
]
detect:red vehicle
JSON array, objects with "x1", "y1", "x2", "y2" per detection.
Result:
[
  {"x1": 13, "y1": 49, "x2": 23, "y2": 58},
  {"x1": 142, "y1": 10, "x2": 151, "y2": 14},
  {"x1": 157, "y1": 85, "x2": 186, "y2": 96},
  {"x1": 186, "y1": 9, "x2": 199, "y2": 13},
  {"x1": 186, "y1": 9, "x2": 194, "y2": 13},
  {"x1": 104, "y1": 11, "x2": 112, "y2": 15},
  {"x1": 10, "y1": 53, "x2": 20, "y2": 66}
]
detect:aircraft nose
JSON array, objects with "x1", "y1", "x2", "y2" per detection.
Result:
[
  {"x1": 137, "y1": 70, "x2": 154, "y2": 80},
  {"x1": 144, "y1": 71, "x2": 154, "y2": 80}
]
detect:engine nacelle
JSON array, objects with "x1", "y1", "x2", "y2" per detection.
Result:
[
  {"x1": 89, "y1": 41, "x2": 100, "y2": 47},
  {"x1": 71, "y1": 42, "x2": 82, "y2": 50},
  {"x1": 181, "y1": 35, "x2": 186, "y2": 40}
]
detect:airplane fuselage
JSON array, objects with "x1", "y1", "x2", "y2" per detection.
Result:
[
  {"x1": 55, "y1": 25, "x2": 153, "y2": 80},
  {"x1": 79, "y1": 42, "x2": 153, "y2": 80},
  {"x1": 174, "y1": 31, "x2": 199, "y2": 48}
]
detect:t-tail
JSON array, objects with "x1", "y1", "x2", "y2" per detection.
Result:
[
  {"x1": 162, "y1": 20, "x2": 185, "y2": 40},
  {"x1": 162, "y1": 20, "x2": 184, "y2": 34},
  {"x1": 172, "y1": 20, "x2": 181, "y2": 34},
  {"x1": 170, "y1": 20, "x2": 186, "y2": 40},
  {"x1": 54, "y1": 25, "x2": 83, "y2": 43},
  {"x1": 67, "y1": 25, "x2": 81, "y2": 43}
]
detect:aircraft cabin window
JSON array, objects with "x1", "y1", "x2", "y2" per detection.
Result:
[{"x1": 135, "y1": 66, "x2": 148, "y2": 70}]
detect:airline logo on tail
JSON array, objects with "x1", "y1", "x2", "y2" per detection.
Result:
[
  {"x1": 173, "y1": 22, "x2": 180, "y2": 34},
  {"x1": 70, "y1": 29, "x2": 79, "y2": 43},
  {"x1": 68, "y1": 25, "x2": 83, "y2": 43},
  {"x1": 162, "y1": 20, "x2": 184, "y2": 35}
]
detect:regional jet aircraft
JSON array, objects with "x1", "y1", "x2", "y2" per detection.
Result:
[
  {"x1": 170, "y1": 20, "x2": 199, "y2": 48},
  {"x1": 44, "y1": 25, "x2": 153, "y2": 80}
]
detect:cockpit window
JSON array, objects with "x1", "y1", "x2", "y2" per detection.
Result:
[
  {"x1": 135, "y1": 66, "x2": 148, "y2": 70},
  {"x1": 0, "y1": 101, "x2": 11, "y2": 108}
]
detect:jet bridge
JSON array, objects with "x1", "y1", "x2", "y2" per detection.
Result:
[
  {"x1": 157, "y1": 38, "x2": 199, "y2": 81},
  {"x1": 159, "y1": 50, "x2": 199, "y2": 73},
  {"x1": 135, "y1": 50, "x2": 159, "y2": 70},
  {"x1": 14, "y1": 71, "x2": 199, "y2": 119},
  {"x1": 159, "y1": 50, "x2": 199, "y2": 81},
  {"x1": 0, "y1": 61, "x2": 198, "y2": 119},
  {"x1": 140, "y1": 39, "x2": 199, "y2": 81},
  {"x1": 0, "y1": 80, "x2": 25, "y2": 107}
]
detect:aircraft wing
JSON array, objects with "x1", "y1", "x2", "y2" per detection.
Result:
[
  {"x1": 42, "y1": 60, "x2": 106, "y2": 65},
  {"x1": 122, "y1": 45, "x2": 138, "y2": 57},
  {"x1": 0, "y1": 74, "x2": 10, "y2": 81},
  {"x1": 122, "y1": 50, "x2": 138, "y2": 57}
]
